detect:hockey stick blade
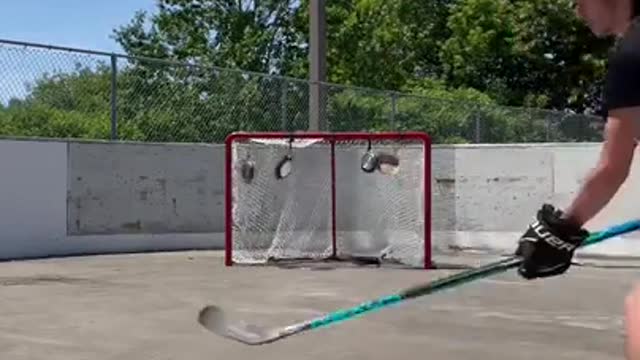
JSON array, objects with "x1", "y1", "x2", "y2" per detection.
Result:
[
  {"x1": 198, "y1": 305, "x2": 309, "y2": 345},
  {"x1": 199, "y1": 218, "x2": 640, "y2": 345}
]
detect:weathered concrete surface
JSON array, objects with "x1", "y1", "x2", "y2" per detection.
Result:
[
  {"x1": 431, "y1": 146, "x2": 456, "y2": 233},
  {"x1": 4, "y1": 138, "x2": 640, "y2": 261},
  {"x1": 430, "y1": 143, "x2": 640, "y2": 257},
  {"x1": 67, "y1": 142, "x2": 225, "y2": 235},
  {"x1": 1, "y1": 250, "x2": 637, "y2": 360},
  {"x1": 431, "y1": 143, "x2": 600, "y2": 229},
  {"x1": 448, "y1": 145, "x2": 554, "y2": 232}
]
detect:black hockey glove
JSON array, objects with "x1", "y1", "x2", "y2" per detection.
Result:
[{"x1": 515, "y1": 204, "x2": 589, "y2": 280}]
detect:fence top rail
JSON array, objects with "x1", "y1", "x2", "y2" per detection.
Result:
[
  {"x1": 0, "y1": 37, "x2": 602, "y2": 121},
  {"x1": 0, "y1": 38, "x2": 309, "y2": 84}
]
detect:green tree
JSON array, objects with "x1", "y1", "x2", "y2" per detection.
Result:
[
  {"x1": 510, "y1": 0, "x2": 611, "y2": 112},
  {"x1": 0, "y1": 0, "x2": 611, "y2": 144},
  {"x1": 0, "y1": 63, "x2": 141, "y2": 140},
  {"x1": 113, "y1": 0, "x2": 306, "y2": 75},
  {"x1": 0, "y1": 64, "x2": 114, "y2": 139},
  {"x1": 289, "y1": 0, "x2": 454, "y2": 90},
  {"x1": 440, "y1": 0, "x2": 612, "y2": 112},
  {"x1": 113, "y1": 0, "x2": 455, "y2": 91}
]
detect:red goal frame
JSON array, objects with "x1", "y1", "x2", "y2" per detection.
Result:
[{"x1": 224, "y1": 131, "x2": 432, "y2": 269}]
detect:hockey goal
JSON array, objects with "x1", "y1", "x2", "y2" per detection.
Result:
[{"x1": 225, "y1": 131, "x2": 432, "y2": 269}]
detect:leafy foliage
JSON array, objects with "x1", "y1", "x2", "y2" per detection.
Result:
[
  {"x1": 440, "y1": 0, "x2": 612, "y2": 111},
  {"x1": 0, "y1": 0, "x2": 608, "y2": 144}
]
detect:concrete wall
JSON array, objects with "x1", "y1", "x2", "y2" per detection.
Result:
[
  {"x1": 431, "y1": 143, "x2": 640, "y2": 258},
  {"x1": 0, "y1": 139, "x2": 223, "y2": 260},
  {"x1": 67, "y1": 142, "x2": 224, "y2": 235},
  {"x1": 0, "y1": 140, "x2": 67, "y2": 259},
  {"x1": 1, "y1": 137, "x2": 639, "y2": 261}
]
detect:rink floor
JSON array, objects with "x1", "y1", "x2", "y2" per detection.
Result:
[{"x1": 1, "y1": 250, "x2": 637, "y2": 360}]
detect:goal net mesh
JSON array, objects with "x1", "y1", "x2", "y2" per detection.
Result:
[{"x1": 228, "y1": 134, "x2": 428, "y2": 268}]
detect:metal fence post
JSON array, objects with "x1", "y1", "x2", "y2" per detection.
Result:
[
  {"x1": 474, "y1": 110, "x2": 481, "y2": 143},
  {"x1": 280, "y1": 78, "x2": 288, "y2": 131},
  {"x1": 110, "y1": 54, "x2": 118, "y2": 140},
  {"x1": 389, "y1": 92, "x2": 397, "y2": 130},
  {"x1": 309, "y1": 0, "x2": 327, "y2": 131}
]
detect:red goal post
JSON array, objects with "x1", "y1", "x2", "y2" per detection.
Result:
[{"x1": 224, "y1": 131, "x2": 432, "y2": 269}]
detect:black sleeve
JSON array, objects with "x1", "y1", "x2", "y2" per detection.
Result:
[{"x1": 603, "y1": 48, "x2": 640, "y2": 113}]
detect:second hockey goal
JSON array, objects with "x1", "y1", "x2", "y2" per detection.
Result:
[{"x1": 225, "y1": 131, "x2": 432, "y2": 269}]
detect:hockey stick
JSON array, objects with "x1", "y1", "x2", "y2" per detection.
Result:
[{"x1": 198, "y1": 218, "x2": 640, "y2": 345}]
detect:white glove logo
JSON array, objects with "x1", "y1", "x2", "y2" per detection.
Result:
[{"x1": 531, "y1": 221, "x2": 577, "y2": 251}]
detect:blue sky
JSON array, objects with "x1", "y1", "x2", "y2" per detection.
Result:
[
  {"x1": 0, "y1": 1, "x2": 159, "y2": 104},
  {"x1": 0, "y1": 0, "x2": 157, "y2": 53}
]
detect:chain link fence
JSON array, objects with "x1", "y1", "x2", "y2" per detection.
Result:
[{"x1": 0, "y1": 39, "x2": 604, "y2": 144}]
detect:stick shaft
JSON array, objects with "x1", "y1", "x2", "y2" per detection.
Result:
[
  {"x1": 304, "y1": 219, "x2": 640, "y2": 330},
  {"x1": 201, "y1": 219, "x2": 640, "y2": 345}
]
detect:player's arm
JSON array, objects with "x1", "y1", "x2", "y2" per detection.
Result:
[
  {"x1": 514, "y1": 108, "x2": 640, "y2": 280},
  {"x1": 564, "y1": 35, "x2": 640, "y2": 226},
  {"x1": 514, "y1": 43, "x2": 640, "y2": 280},
  {"x1": 562, "y1": 108, "x2": 639, "y2": 227}
]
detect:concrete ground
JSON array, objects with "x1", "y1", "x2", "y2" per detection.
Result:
[{"x1": 1, "y1": 250, "x2": 639, "y2": 360}]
